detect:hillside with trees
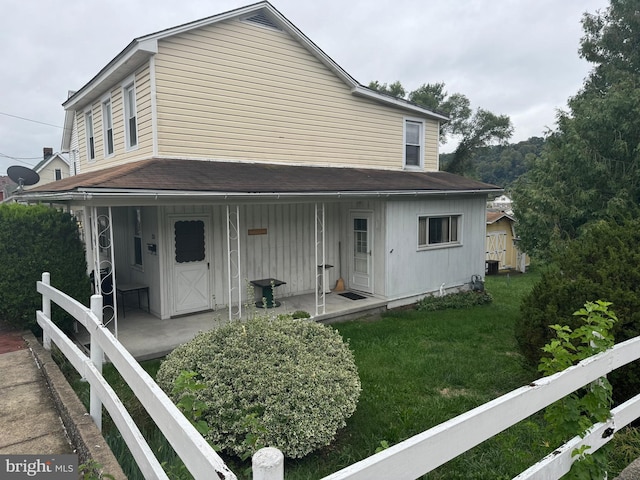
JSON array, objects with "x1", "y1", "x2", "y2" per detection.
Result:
[{"x1": 440, "y1": 136, "x2": 545, "y2": 188}]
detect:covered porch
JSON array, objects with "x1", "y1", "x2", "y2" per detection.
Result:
[{"x1": 74, "y1": 290, "x2": 387, "y2": 360}]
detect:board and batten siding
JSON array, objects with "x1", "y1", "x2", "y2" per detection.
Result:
[
  {"x1": 76, "y1": 65, "x2": 154, "y2": 174},
  {"x1": 154, "y1": 18, "x2": 439, "y2": 171},
  {"x1": 160, "y1": 203, "x2": 342, "y2": 317},
  {"x1": 385, "y1": 196, "x2": 488, "y2": 300}
]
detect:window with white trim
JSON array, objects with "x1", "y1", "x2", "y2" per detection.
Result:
[
  {"x1": 102, "y1": 98, "x2": 114, "y2": 156},
  {"x1": 55, "y1": 169, "x2": 62, "y2": 181},
  {"x1": 418, "y1": 215, "x2": 461, "y2": 248},
  {"x1": 404, "y1": 119, "x2": 423, "y2": 168},
  {"x1": 123, "y1": 83, "x2": 138, "y2": 149},
  {"x1": 85, "y1": 111, "x2": 95, "y2": 161}
]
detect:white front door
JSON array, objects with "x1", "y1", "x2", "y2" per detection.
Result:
[
  {"x1": 171, "y1": 216, "x2": 211, "y2": 316},
  {"x1": 351, "y1": 212, "x2": 373, "y2": 293}
]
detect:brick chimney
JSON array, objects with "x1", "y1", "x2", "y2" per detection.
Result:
[{"x1": 43, "y1": 147, "x2": 53, "y2": 160}]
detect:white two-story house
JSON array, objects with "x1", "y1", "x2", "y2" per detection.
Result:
[{"x1": 22, "y1": 1, "x2": 500, "y2": 327}]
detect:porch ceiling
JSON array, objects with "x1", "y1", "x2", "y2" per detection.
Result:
[{"x1": 22, "y1": 159, "x2": 501, "y2": 199}]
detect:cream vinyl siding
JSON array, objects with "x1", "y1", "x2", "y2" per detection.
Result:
[
  {"x1": 40, "y1": 158, "x2": 70, "y2": 183},
  {"x1": 76, "y1": 66, "x2": 154, "y2": 174},
  {"x1": 154, "y1": 19, "x2": 439, "y2": 170}
]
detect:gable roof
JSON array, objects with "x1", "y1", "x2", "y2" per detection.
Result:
[
  {"x1": 62, "y1": 1, "x2": 448, "y2": 122},
  {"x1": 21, "y1": 159, "x2": 500, "y2": 202},
  {"x1": 32, "y1": 153, "x2": 70, "y2": 173},
  {"x1": 486, "y1": 211, "x2": 515, "y2": 224}
]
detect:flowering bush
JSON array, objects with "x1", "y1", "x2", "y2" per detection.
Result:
[{"x1": 156, "y1": 315, "x2": 361, "y2": 459}]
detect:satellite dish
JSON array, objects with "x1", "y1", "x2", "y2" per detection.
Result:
[{"x1": 7, "y1": 165, "x2": 40, "y2": 190}]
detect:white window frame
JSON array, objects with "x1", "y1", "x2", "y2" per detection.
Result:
[
  {"x1": 54, "y1": 169, "x2": 62, "y2": 181},
  {"x1": 404, "y1": 118, "x2": 424, "y2": 169},
  {"x1": 85, "y1": 110, "x2": 95, "y2": 162},
  {"x1": 102, "y1": 96, "x2": 114, "y2": 157},
  {"x1": 418, "y1": 214, "x2": 462, "y2": 250},
  {"x1": 123, "y1": 80, "x2": 138, "y2": 150}
]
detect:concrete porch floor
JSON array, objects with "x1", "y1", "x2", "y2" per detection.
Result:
[{"x1": 74, "y1": 291, "x2": 387, "y2": 361}]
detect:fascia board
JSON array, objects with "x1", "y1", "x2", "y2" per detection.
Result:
[
  {"x1": 63, "y1": 39, "x2": 158, "y2": 111},
  {"x1": 352, "y1": 86, "x2": 450, "y2": 122}
]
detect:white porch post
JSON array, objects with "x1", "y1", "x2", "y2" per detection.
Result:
[
  {"x1": 90, "y1": 206, "x2": 118, "y2": 338},
  {"x1": 315, "y1": 203, "x2": 326, "y2": 316},
  {"x1": 227, "y1": 205, "x2": 242, "y2": 321}
]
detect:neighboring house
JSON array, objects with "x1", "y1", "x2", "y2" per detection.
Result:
[
  {"x1": 23, "y1": 148, "x2": 71, "y2": 190},
  {"x1": 0, "y1": 176, "x2": 17, "y2": 202},
  {"x1": 486, "y1": 210, "x2": 529, "y2": 273},
  {"x1": 20, "y1": 1, "x2": 501, "y2": 323},
  {"x1": 489, "y1": 194, "x2": 513, "y2": 214}
]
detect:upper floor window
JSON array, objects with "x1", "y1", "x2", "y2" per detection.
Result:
[
  {"x1": 55, "y1": 169, "x2": 62, "y2": 181},
  {"x1": 102, "y1": 98, "x2": 114, "y2": 156},
  {"x1": 404, "y1": 119, "x2": 423, "y2": 168},
  {"x1": 418, "y1": 215, "x2": 461, "y2": 249},
  {"x1": 85, "y1": 111, "x2": 95, "y2": 161},
  {"x1": 124, "y1": 83, "x2": 138, "y2": 149}
]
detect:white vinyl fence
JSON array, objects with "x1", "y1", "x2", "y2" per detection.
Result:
[
  {"x1": 37, "y1": 273, "x2": 237, "y2": 480},
  {"x1": 37, "y1": 272, "x2": 640, "y2": 479}
]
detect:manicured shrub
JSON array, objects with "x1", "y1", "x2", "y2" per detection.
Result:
[
  {"x1": 0, "y1": 204, "x2": 90, "y2": 332},
  {"x1": 416, "y1": 290, "x2": 493, "y2": 312},
  {"x1": 156, "y1": 315, "x2": 361, "y2": 459},
  {"x1": 515, "y1": 219, "x2": 640, "y2": 401}
]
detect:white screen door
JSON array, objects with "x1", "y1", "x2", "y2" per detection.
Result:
[{"x1": 171, "y1": 217, "x2": 211, "y2": 315}]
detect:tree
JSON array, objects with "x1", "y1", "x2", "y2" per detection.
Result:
[
  {"x1": 513, "y1": 0, "x2": 640, "y2": 259},
  {"x1": 368, "y1": 80, "x2": 512, "y2": 175},
  {"x1": 367, "y1": 80, "x2": 406, "y2": 98},
  {"x1": 515, "y1": 219, "x2": 640, "y2": 403}
]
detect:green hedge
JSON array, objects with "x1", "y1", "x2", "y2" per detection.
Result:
[
  {"x1": 515, "y1": 219, "x2": 640, "y2": 401},
  {"x1": 416, "y1": 290, "x2": 493, "y2": 312},
  {"x1": 0, "y1": 204, "x2": 90, "y2": 332}
]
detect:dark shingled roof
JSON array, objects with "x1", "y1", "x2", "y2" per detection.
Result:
[{"x1": 27, "y1": 159, "x2": 500, "y2": 194}]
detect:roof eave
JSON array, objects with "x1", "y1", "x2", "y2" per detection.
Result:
[
  {"x1": 17, "y1": 187, "x2": 502, "y2": 204},
  {"x1": 352, "y1": 86, "x2": 450, "y2": 121},
  {"x1": 63, "y1": 39, "x2": 158, "y2": 111}
]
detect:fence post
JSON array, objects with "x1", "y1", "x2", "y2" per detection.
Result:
[
  {"x1": 252, "y1": 447, "x2": 284, "y2": 480},
  {"x1": 41, "y1": 272, "x2": 51, "y2": 350},
  {"x1": 90, "y1": 294, "x2": 104, "y2": 431}
]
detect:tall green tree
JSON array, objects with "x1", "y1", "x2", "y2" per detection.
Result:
[
  {"x1": 368, "y1": 80, "x2": 512, "y2": 175},
  {"x1": 513, "y1": 0, "x2": 640, "y2": 259}
]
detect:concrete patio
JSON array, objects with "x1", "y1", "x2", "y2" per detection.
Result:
[{"x1": 74, "y1": 290, "x2": 387, "y2": 361}]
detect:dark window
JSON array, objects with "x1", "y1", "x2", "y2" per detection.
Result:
[
  {"x1": 418, "y1": 215, "x2": 460, "y2": 248},
  {"x1": 133, "y1": 207, "x2": 143, "y2": 267},
  {"x1": 175, "y1": 220, "x2": 205, "y2": 263}
]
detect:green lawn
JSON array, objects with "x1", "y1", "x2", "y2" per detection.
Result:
[
  {"x1": 285, "y1": 272, "x2": 549, "y2": 479},
  {"x1": 62, "y1": 269, "x2": 639, "y2": 479}
]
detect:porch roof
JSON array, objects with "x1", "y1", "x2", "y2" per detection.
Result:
[{"x1": 21, "y1": 159, "x2": 501, "y2": 201}]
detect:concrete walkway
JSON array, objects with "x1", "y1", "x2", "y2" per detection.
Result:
[{"x1": 0, "y1": 335, "x2": 72, "y2": 454}]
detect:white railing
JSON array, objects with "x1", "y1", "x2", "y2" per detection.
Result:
[
  {"x1": 317, "y1": 335, "x2": 640, "y2": 480},
  {"x1": 37, "y1": 271, "x2": 640, "y2": 479},
  {"x1": 37, "y1": 273, "x2": 237, "y2": 480}
]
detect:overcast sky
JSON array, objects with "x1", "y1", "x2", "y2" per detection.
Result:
[{"x1": 0, "y1": 0, "x2": 610, "y2": 174}]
